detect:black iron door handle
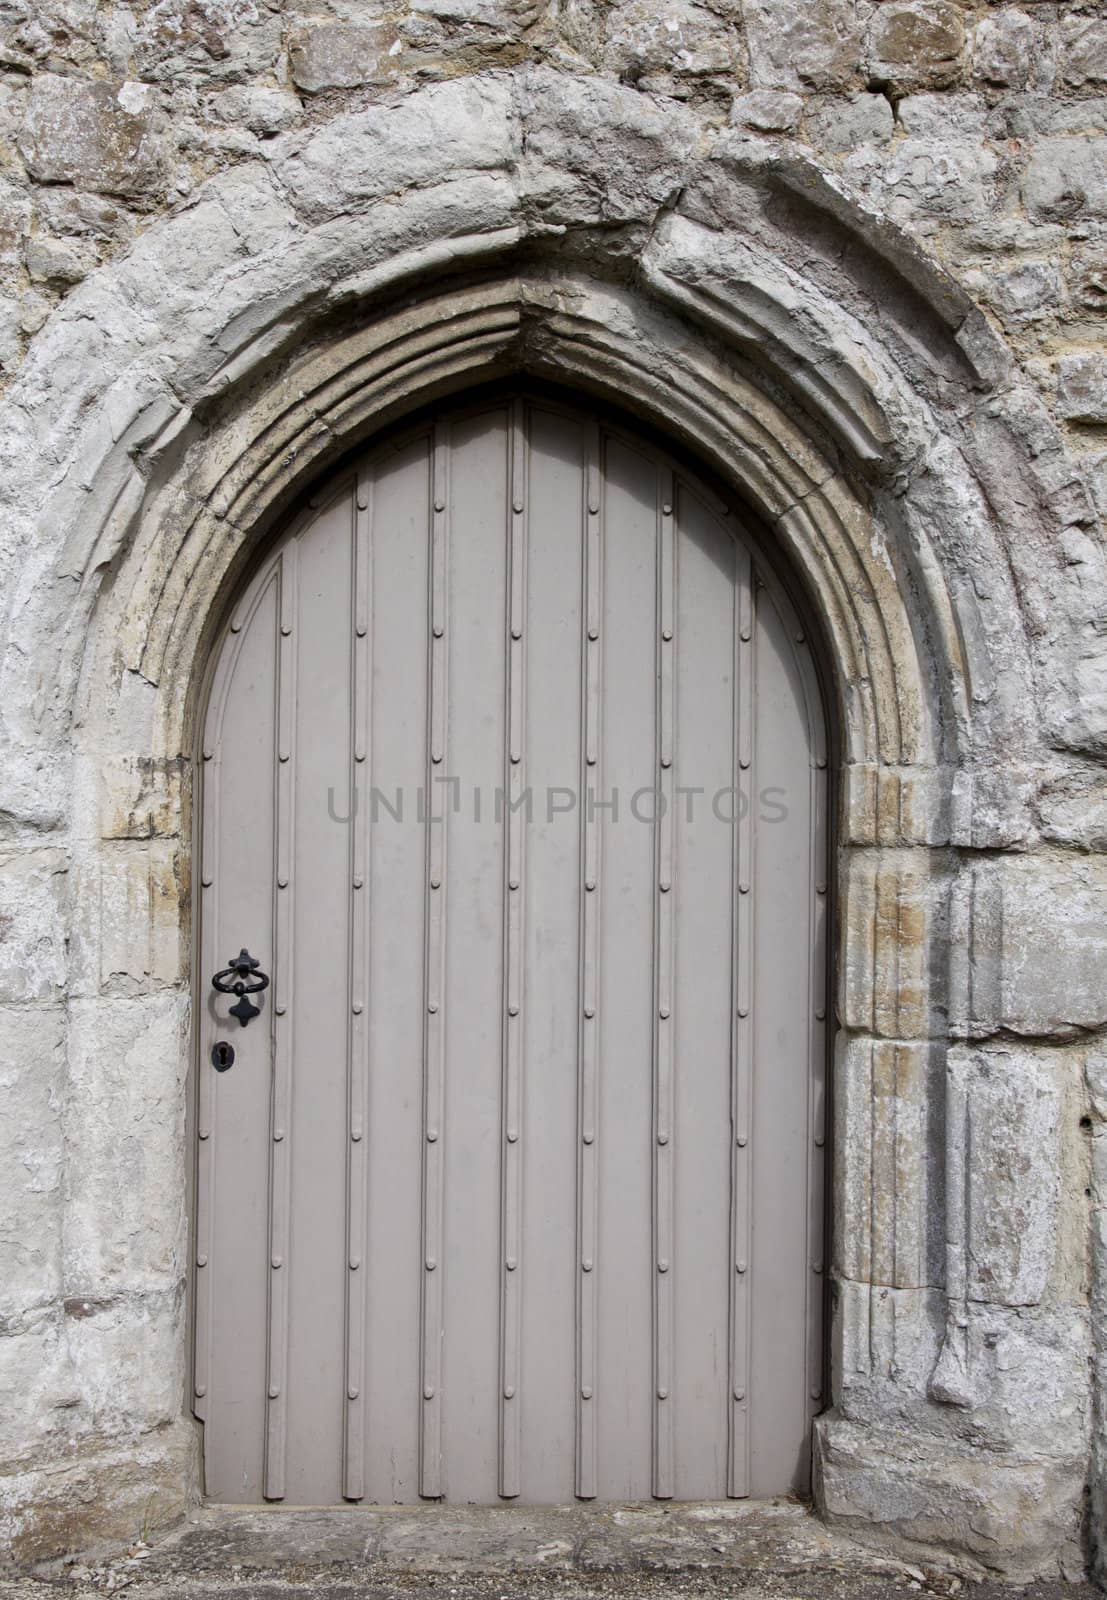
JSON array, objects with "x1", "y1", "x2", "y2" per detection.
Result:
[{"x1": 212, "y1": 947, "x2": 270, "y2": 1027}]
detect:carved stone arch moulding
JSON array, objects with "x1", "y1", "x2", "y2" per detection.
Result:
[{"x1": 2, "y1": 67, "x2": 1104, "y2": 1575}]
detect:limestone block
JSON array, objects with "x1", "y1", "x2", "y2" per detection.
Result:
[
  {"x1": 0, "y1": 1006, "x2": 65, "y2": 1322},
  {"x1": 0, "y1": 1314, "x2": 78, "y2": 1467},
  {"x1": 132, "y1": 0, "x2": 282, "y2": 84},
  {"x1": 1060, "y1": 16, "x2": 1107, "y2": 90},
  {"x1": 288, "y1": 22, "x2": 402, "y2": 93},
  {"x1": 1057, "y1": 352, "x2": 1107, "y2": 424},
  {"x1": 929, "y1": 1303, "x2": 1091, "y2": 1459},
  {"x1": 94, "y1": 843, "x2": 185, "y2": 993},
  {"x1": 0, "y1": 1421, "x2": 196, "y2": 1563},
  {"x1": 831, "y1": 1281, "x2": 944, "y2": 1409},
  {"x1": 1023, "y1": 136, "x2": 1107, "y2": 222},
  {"x1": 979, "y1": 259, "x2": 1062, "y2": 322},
  {"x1": 520, "y1": 69, "x2": 699, "y2": 224},
  {"x1": 18, "y1": 76, "x2": 162, "y2": 199},
  {"x1": 1072, "y1": 252, "x2": 1107, "y2": 314},
  {"x1": 408, "y1": 0, "x2": 544, "y2": 23},
  {"x1": 834, "y1": 1036, "x2": 945, "y2": 1290},
  {"x1": 97, "y1": 754, "x2": 186, "y2": 843},
  {"x1": 63, "y1": 994, "x2": 188, "y2": 1292},
  {"x1": 972, "y1": 10, "x2": 1036, "y2": 91},
  {"x1": 730, "y1": 90, "x2": 803, "y2": 131},
  {"x1": 1038, "y1": 763, "x2": 1107, "y2": 851},
  {"x1": 743, "y1": 0, "x2": 859, "y2": 92},
  {"x1": 64, "y1": 1291, "x2": 184, "y2": 1438},
  {"x1": 865, "y1": 1, "x2": 966, "y2": 94},
  {"x1": 272, "y1": 75, "x2": 517, "y2": 225},
  {"x1": 603, "y1": 0, "x2": 744, "y2": 82},
  {"x1": 24, "y1": 233, "x2": 97, "y2": 286},
  {"x1": 814, "y1": 1415, "x2": 1085, "y2": 1577},
  {"x1": 839, "y1": 849, "x2": 938, "y2": 1040},
  {"x1": 804, "y1": 90, "x2": 894, "y2": 150},
  {"x1": 0, "y1": 175, "x2": 30, "y2": 271},
  {"x1": 946, "y1": 1044, "x2": 1064, "y2": 1306},
  {"x1": 950, "y1": 854, "x2": 1107, "y2": 1038},
  {"x1": 865, "y1": 135, "x2": 996, "y2": 222},
  {"x1": 0, "y1": 848, "x2": 68, "y2": 1004},
  {"x1": 208, "y1": 86, "x2": 302, "y2": 135}
]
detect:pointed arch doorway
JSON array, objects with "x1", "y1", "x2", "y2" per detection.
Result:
[{"x1": 194, "y1": 388, "x2": 830, "y2": 1507}]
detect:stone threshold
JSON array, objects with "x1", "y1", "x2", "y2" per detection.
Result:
[{"x1": 9, "y1": 1500, "x2": 1041, "y2": 1599}]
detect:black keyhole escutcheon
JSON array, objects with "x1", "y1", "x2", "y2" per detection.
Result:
[{"x1": 211, "y1": 1040, "x2": 235, "y2": 1072}]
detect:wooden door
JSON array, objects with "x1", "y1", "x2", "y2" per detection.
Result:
[{"x1": 195, "y1": 392, "x2": 828, "y2": 1505}]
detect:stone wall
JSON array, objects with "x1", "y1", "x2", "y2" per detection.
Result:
[{"x1": 1, "y1": 0, "x2": 1106, "y2": 1584}]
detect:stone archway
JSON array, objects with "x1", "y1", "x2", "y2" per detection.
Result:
[{"x1": 1, "y1": 67, "x2": 1103, "y2": 1577}]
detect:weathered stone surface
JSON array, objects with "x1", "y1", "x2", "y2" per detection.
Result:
[
  {"x1": 974, "y1": 259, "x2": 1062, "y2": 323},
  {"x1": 288, "y1": 22, "x2": 402, "y2": 93},
  {"x1": 131, "y1": 0, "x2": 282, "y2": 85},
  {"x1": 0, "y1": 1423, "x2": 197, "y2": 1563},
  {"x1": 0, "y1": 850, "x2": 67, "y2": 1004},
  {"x1": 865, "y1": 1, "x2": 966, "y2": 94},
  {"x1": 602, "y1": 0, "x2": 744, "y2": 84},
  {"x1": 815, "y1": 1417, "x2": 1085, "y2": 1578},
  {"x1": 833, "y1": 1037, "x2": 944, "y2": 1289},
  {"x1": 730, "y1": 89, "x2": 803, "y2": 131},
  {"x1": 0, "y1": 1006, "x2": 65, "y2": 1321},
  {"x1": 1057, "y1": 352, "x2": 1107, "y2": 424},
  {"x1": 804, "y1": 90, "x2": 894, "y2": 149},
  {"x1": 972, "y1": 9, "x2": 1036, "y2": 91},
  {"x1": 24, "y1": 233, "x2": 96, "y2": 286},
  {"x1": 1072, "y1": 253, "x2": 1107, "y2": 314},
  {"x1": 208, "y1": 85, "x2": 302, "y2": 135},
  {"x1": 947, "y1": 1045, "x2": 1064, "y2": 1306},
  {"x1": 272, "y1": 76, "x2": 516, "y2": 224},
  {"x1": 1060, "y1": 16, "x2": 1107, "y2": 90},
  {"x1": 1023, "y1": 136, "x2": 1107, "y2": 222},
  {"x1": 17, "y1": 76, "x2": 162, "y2": 199},
  {"x1": 951, "y1": 855, "x2": 1107, "y2": 1039},
  {"x1": 743, "y1": 0, "x2": 859, "y2": 92},
  {"x1": 63, "y1": 994, "x2": 188, "y2": 1290}
]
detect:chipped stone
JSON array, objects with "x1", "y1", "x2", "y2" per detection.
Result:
[
  {"x1": 288, "y1": 22, "x2": 402, "y2": 93},
  {"x1": 1023, "y1": 135, "x2": 1107, "y2": 222},
  {"x1": 973, "y1": 9, "x2": 1036, "y2": 91},
  {"x1": 866, "y1": 0, "x2": 966, "y2": 94},
  {"x1": 743, "y1": 0, "x2": 860, "y2": 92},
  {"x1": 729, "y1": 89, "x2": 803, "y2": 131},
  {"x1": 208, "y1": 85, "x2": 303, "y2": 135},
  {"x1": 24, "y1": 232, "x2": 96, "y2": 285},
  {"x1": 603, "y1": 0, "x2": 744, "y2": 83},
  {"x1": 1057, "y1": 352, "x2": 1107, "y2": 424},
  {"x1": 18, "y1": 75, "x2": 163, "y2": 199},
  {"x1": 804, "y1": 89, "x2": 894, "y2": 150},
  {"x1": 1060, "y1": 16, "x2": 1107, "y2": 90}
]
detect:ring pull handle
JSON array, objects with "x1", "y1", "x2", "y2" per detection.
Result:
[{"x1": 212, "y1": 947, "x2": 270, "y2": 1027}]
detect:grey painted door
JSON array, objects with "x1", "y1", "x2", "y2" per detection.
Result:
[{"x1": 195, "y1": 394, "x2": 828, "y2": 1506}]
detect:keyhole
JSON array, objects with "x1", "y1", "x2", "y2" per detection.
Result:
[{"x1": 211, "y1": 1041, "x2": 235, "y2": 1072}]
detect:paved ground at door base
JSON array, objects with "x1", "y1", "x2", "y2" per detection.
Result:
[{"x1": 1, "y1": 1503, "x2": 1097, "y2": 1600}]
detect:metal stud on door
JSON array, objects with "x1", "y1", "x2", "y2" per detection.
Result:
[{"x1": 196, "y1": 393, "x2": 829, "y2": 1507}]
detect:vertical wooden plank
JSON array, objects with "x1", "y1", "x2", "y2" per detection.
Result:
[
  {"x1": 728, "y1": 548, "x2": 755, "y2": 1497},
  {"x1": 344, "y1": 470, "x2": 373, "y2": 1499},
  {"x1": 420, "y1": 423, "x2": 450, "y2": 1498},
  {"x1": 499, "y1": 402, "x2": 528, "y2": 1498},
  {"x1": 362, "y1": 436, "x2": 431, "y2": 1505},
  {"x1": 193, "y1": 731, "x2": 220, "y2": 1424},
  {"x1": 652, "y1": 469, "x2": 676, "y2": 1500},
  {"x1": 264, "y1": 539, "x2": 299, "y2": 1500},
  {"x1": 576, "y1": 420, "x2": 603, "y2": 1500},
  {"x1": 806, "y1": 690, "x2": 830, "y2": 1419}
]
